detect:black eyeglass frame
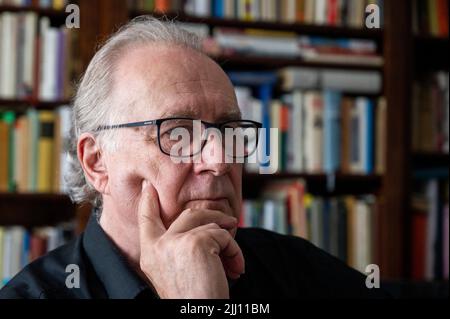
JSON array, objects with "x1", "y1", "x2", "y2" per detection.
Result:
[{"x1": 96, "y1": 117, "x2": 263, "y2": 158}]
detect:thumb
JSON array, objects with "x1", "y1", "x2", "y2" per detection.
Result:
[{"x1": 138, "y1": 180, "x2": 166, "y2": 243}]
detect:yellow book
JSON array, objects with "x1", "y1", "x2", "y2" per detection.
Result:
[
  {"x1": 428, "y1": 0, "x2": 439, "y2": 36},
  {"x1": 0, "y1": 227, "x2": 4, "y2": 285},
  {"x1": 345, "y1": 196, "x2": 356, "y2": 269},
  {"x1": 37, "y1": 111, "x2": 55, "y2": 193},
  {"x1": 53, "y1": 0, "x2": 65, "y2": 10}
]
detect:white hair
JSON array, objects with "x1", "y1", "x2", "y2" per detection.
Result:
[{"x1": 66, "y1": 16, "x2": 203, "y2": 208}]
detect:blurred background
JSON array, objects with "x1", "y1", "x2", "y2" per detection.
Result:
[{"x1": 0, "y1": 0, "x2": 448, "y2": 298}]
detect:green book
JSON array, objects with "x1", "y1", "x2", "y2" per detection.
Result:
[
  {"x1": 3, "y1": 111, "x2": 16, "y2": 192},
  {"x1": 27, "y1": 109, "x2": 39, "y2": 192}
]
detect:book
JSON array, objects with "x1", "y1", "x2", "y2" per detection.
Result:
[
  {"x1": 37, "y1": 111, "x2": 55, "y2": 192},
  {"x1": 241, "y1": 180, "x2": 376, "y2": 271}
]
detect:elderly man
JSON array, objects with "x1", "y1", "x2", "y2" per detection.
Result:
[{"x1": 0, "y1": 17, "x2": 386, "y2": 299}]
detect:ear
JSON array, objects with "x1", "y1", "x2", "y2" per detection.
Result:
[{"x1": 77, "y1": 132, "x2": 109, "y2": 195}]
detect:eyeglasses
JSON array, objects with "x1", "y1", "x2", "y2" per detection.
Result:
[{"x1": 97, "y1": 117, "x2": 263, "y2": 159}]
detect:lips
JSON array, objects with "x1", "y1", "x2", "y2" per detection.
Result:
[{"x1": 186, "y1": 198, "x2": 230, "y2": 211}]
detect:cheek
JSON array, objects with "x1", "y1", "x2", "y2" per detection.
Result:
[
  {"x1": 152, "y1": 162, "x2": 192, "y2": 227},
  {"x1": 230, "y1": 164, "x2": 243, "y2": 215}
]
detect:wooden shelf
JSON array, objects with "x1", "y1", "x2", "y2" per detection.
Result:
[
  {"x1": 0, "y1": 99, "x2": 71, "y2": 109},
  {"x1": 213, "y1": 54, "x2": 383, "y2": 71},
  {"x1": 412, "y1": 152, "x2": 450, "y2": 169},
  {"x1": 243, "y1": 172, "x2": 382, "y2": 197},
  {"x1": 414, "y1": 35, "x2": 449, "y2": 71},
  {"x1": 130, "y1": 11, "x2": 384, "y2": 40},
  {"x1": 0, "y1": 193, "x2": 75, "y2": 227}
]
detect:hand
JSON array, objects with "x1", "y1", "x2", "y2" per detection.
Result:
[{"x1": 138, "y1": 180, "x2": 245, "y2": 299}]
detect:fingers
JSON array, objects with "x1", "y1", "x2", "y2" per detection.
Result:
[
  {"x1": 190, "y1": 223, "x2": 245, "y2": 279},
  {"x1": 168, "y1": 208, "x2": 237, "y2": 235},
  {"x1": 138, "y1": 180, "x2": 167, "y2": 242},
  {"x1": 205, "y1": 228, "x2": 245, "y2": 279}
]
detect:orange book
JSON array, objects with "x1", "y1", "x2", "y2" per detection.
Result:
[
  {"x1": 154, "y1": 0, "x2": 171, "y2": 13},
  {"x1": 437, "y1": 0, "x2": 449, "y2": 37}
]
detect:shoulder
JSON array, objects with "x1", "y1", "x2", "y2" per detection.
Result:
[
  {"x1": 0, "y1": 235, "x2": 85, "y2": 299},
  {"x1": 236, "y1": 228, "x2": 389, "y2": 298}
]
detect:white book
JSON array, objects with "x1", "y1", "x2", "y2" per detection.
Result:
[
  {"x1": 0, "y1": 13, "x2": 18, "y2": 98},
  {"x1": 263, "y1": 200, "x2": 276, "y2": 231},
  {"x1": 39, "y1": 19, "x2": 59, "y2": 101},
  {"x1": 279, "y1": 67, "x2": 320, "y2": 90},
  {"x1": 3, "y1": 227, "x2": 25, "y2": 283},
  {"x1": 214, "y1": 30, "x2": 301, "y2": 57},
  {"x1": 194, "y1": 0, "x2": 211, "y2": 17},
  {"x1": 22, "y1": 13, "x2": 37, "y2": 98},
  {"x1": 58, "y1": 106, "x2": 72, "y2": 193},
  {"x1": 354, "y1": 200, "x2": 372, "y2": 273},
  {"x1": 250, "y1": 0, "x2": 261, "y2": 21},
  {"x1": 322, "y1": 70, "x2": 382, "y2": 94},
  {"x1": 235, "y1": 86, "x2": 253, "y2": 119},
  {"x1": 314, "y1": 0, "x2": 327, "y2": 25},
  {"x1": 304, "y1": 92, "x2": 323, "y2": 172},
  {"x1": 286, "y1": 0, "x2": 297, "y2": 23},
  {"x1": 224, "y1": 0, "x2": 236, "y2": 19}
]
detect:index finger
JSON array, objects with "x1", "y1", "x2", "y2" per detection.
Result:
[{"x1": 138, "y1": 180, "x2": 166, "y2": 242}]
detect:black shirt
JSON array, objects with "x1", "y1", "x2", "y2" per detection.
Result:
[{"x1": 0, "y1": 214, "x2": 387, "y2": 299}]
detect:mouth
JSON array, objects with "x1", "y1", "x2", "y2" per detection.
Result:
[{"x1": 186, "y1": 198, "x2": 230, "y2": 211}]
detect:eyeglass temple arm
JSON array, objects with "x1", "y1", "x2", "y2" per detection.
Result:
[{"x1": 96, "y1": 120, "x2": 158, "y2": 131}]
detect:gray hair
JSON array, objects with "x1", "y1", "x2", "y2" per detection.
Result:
[{"x1": 66, "y1": 16, "x2": 203, "y2": 208}]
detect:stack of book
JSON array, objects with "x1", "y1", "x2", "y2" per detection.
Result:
[
  {"x1": 0, "y1": 12, "x2": 79, "y2": 101},
  {"x1": 0, "y1": 106, "x2": 72, "y2": 193},
  {"x1": 209, "y1": 30, "x2": 383, "y2": 66},
  {"x1": 0, "y1": 223, "x2": 73, "y2": 288},
  {"x1": 0, "y1": 0, "x2": 69, "y2": 8},
  {"x1": 240, "y1": 179, "x2": 376, "y2": 273},
  {"x1": 411, "y1": 179, "x2": 449, "y2": 281},
  {"x1": 132, "y1": 0, "x2": 385, "y2": 28},
  {"x1": 235, "y1": 69, "x2": 385, "y2": 174},
  {"x1": 412, "y1": 71, "x2": 449, "y2": 154},
  {"x1": 412, "y1": 0, "x2": 449, "y2": 37}
]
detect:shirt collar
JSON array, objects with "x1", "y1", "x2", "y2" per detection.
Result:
[{"x1": 82, "y1": 212, "x2": 154, "y2": 299}]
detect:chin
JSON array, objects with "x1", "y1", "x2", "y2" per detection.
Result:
[{"x1": 186, "y1": 199, "x2": 233, "y2": 216}]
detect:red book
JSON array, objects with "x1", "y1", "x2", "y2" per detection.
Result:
[
  {"x1": 327, "y1": 0, "x2": 339, "y2": 26},
  {"x1": 411, "y1": 212, "x2": 427, "y2": 280},
  {"x1": 30, "y1": 234, "x2": 48, "y2": 262}
]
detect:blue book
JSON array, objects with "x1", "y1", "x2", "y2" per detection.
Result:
[
  {"x1": 21, "y1": 231, "x2": 30, "y2": 267},
  {"x1": 364, "y1": 99, "x2": 374, "y2": 174},
  {"x1": 323, "y1": 90, "x2": 342, "y2": 173},
  {"x1": 227, "y1": 72, "x2": 277, "y2": 170},
  {"x1": 213, "y1": 0, "x2": 224, "y2": 18}
]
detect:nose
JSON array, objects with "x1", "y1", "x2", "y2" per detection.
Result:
[{"x1": 193, "y1": 127, "x2": 234, "y2": 176}]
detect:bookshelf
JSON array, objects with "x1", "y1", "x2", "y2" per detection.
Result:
[
  {"x1": 0, "y1": 193, "x2": 75, "y2": 227},
  {"x1": 0, "y1": 99, "x2": 71, "y2": 110},
  {"x1": 214, "y1": 55, "x2": 383, "y2": 71},
  {"x1": 129, "y1": 10, "x2": 384, "y2": 40},
  {"x1": 1, "y1": 0, "x2": 448, "y2": 284},
  {"x1": 243, "y1": 173, "x2": 382, "y2": 198}
]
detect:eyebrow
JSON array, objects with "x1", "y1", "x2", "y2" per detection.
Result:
[{"x1": 158, "y1": 105, "x2": 242, "y2": 122}]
